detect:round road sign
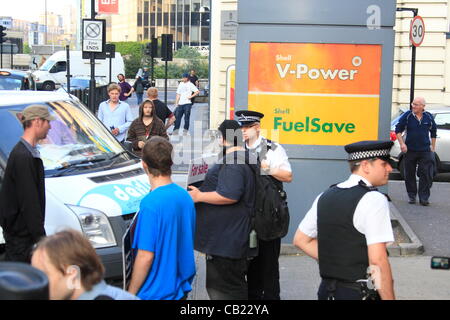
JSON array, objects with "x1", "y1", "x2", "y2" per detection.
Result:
[{"x1": 410, "y1": 16, "x2": 425, "y2": 47}]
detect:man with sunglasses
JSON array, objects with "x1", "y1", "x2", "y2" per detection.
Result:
[
  {"x1": 395, "y1": 97, "x2": 437, "y2": 206},
  {"x1": 235, "y1": 110, "x2": 292, "y2": 300}
]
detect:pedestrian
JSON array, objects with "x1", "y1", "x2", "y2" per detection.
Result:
[
  {"x1": 127, "y1": 99, "x2": 168, "y2": 157},
  {"x1": 97, "y1": 83, "x2": 134, "y2": 143},
  {"x1": 173, "y1": 73, "x2": 199, "y2": 135},
  {"x1": 125, "y1": 75, "x2": 145, "y2": 105},
  {"x1": 127, "y1": 137, "x2": 196, "y2": 300},
  {"x1": 395, "y1": 97, "x2": 437, "y2": 206},
  {"x1": 147, "y1": 87, "x2": 176, "y2": 130},
  {"x1": 188, "y1": 120, "x2": 257, "y2": 300},
  {"x1": 236, "y1": 110, "x2": 292, "y2": 300},
  {"x1": 0, "y1": 105, "x2": 54, "y2": 263},
  {"x1": 294, "y1": 140, "x2": 396, "y2": 300},
  {"x1": 117, "y1": 73, "x2": 132, "y2": 101},
  {"x1": 31, "y1": 229, "x2": 139, "y2": 300},
  {"x1": 188, "y1": 69, "x2": 199, "y2": 105}
]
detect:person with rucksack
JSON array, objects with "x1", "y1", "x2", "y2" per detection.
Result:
[
  {"x1": 126, "y1": 75, "x2": 145, "y2": 106},
  {"x1": 236, "y1": 110, "x2": 293, "y2": 300},
  {"x1": 188, "y1": 120, "x2": 257, "y2": 300}
]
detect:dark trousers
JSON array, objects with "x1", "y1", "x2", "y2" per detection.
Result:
[
  {"x1": 4, "y1": 234, "x2": 35, "y2": 263},
  {"x1": 404, "y1": 151, "x2": 435, "y2": 201},
  {"x1": 247, "y1": 238, "x2": 281, "y2": 300},
  {"x1": 174, "y1": 103, "x2": 192, "y2": 131},
  {"x1": 317, "y1": 279, "x2": 363, "y2": 300},
  {"x1": 205, "y1": 255, "x2": 249, "y2": 300}
]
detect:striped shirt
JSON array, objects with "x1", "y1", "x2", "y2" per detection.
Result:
[{"x1": 127, "y1": 117, "x2": 169, "y2": 157}]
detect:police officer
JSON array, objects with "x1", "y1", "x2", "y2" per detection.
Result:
[
  {"x1": 236, "y1": 110, "x2": 292, "y2": 300},
  {"x1": 293, "y1": 140, "x2": 396, "y2": 300}
]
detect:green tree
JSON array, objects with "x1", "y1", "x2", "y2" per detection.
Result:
[
  {"x1": 173, "y1": 46, "x2": 205, "y2": 59},
  {"x1": 111, "y1": 41, "x2": 146, "y2": 78}
]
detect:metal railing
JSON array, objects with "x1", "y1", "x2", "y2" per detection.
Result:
[{"x1": 70, "y1": 85, "x2": 108, "y2": 114}]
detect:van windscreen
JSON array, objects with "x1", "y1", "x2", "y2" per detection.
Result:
[{"x1": 0, "y1": 100, "x2": 125, "y2": 175}]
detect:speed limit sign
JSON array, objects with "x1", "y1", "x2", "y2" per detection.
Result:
[{"x1": 410, "y1": 16, "x2": 425, "y2": 47}]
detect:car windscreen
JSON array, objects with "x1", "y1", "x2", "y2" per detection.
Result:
[
  {"x1": 0, "y1": 75, "x2": 23, "y2": 90},
  {"x1": 0, "y1": 99, "x2": 127, "y2": 175}
]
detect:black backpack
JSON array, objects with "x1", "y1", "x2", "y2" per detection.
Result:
[{"x1": 247, "y1": 140, "x2": 290, "y2": 241}]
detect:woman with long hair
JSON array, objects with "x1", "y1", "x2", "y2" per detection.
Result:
[{"x1": 127, "y1": 99, "x2": 168, "y2": 157}]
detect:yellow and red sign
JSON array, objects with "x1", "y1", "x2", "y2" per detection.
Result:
[
  {"x1": 226, "y1": 65, "x2": 235, "y2": 120},
  {"x1": 248, "y1": 42, "x2": 382, "y2": 145}
]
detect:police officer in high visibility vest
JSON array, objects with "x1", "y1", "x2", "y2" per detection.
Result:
[
  {"x1": 294, "y1": 140, "x2": 396, "y2": 300},
  {"x1": 236, "y1": 110, "x2": 293, "y2": 300}
]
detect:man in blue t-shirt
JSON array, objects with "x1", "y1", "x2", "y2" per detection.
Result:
[
  {"x1": 395, "y1": 97, "x2": 437, "y2": 206},
  {"x1": 128, "y1": 137, "x2": 196, "y2": 300}
]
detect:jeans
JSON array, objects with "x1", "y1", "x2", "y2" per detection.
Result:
[
  {"x1": 404, "y1": 151, "x2": 435, "y2": 201},
  {"x1": 136, "y1": 93, "x2": 143, "y2": 106},
  {"x1": 205, "y1": 255, "x2": 249, "y2": 300},
  {"x1": 174, "y1": 103, "x2": 192, "y2": 131},
  {"x1": 247, "y1": 238, "x2": 281, "y2": 300}
]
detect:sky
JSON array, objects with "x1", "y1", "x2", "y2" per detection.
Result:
[{"x1": 2, "y1": 0, "x2": 78, "y2": 22}]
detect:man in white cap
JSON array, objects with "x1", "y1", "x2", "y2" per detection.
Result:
[
  {"x1": 294, "y1": 140, "x2": 396, "y2": 300},
  {"x1": 0, "y1": 105, "x2": 54, "y2": 263}
]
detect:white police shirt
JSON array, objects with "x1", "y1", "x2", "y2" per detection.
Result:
[
  {"x1": 247, "y1": 135, "x2": 292, "y2": 173},
  {"x1": 298, "y1": 174, "x2": 394, "y2": 246}
]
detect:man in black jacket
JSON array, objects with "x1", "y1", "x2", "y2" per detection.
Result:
[{"x1": 0, "y1": 105, "x2": 54, "y2": 263}]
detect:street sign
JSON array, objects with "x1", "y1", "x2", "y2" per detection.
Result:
[
  {"x1": 82, "y1": 19, "x2": 106, "y2": 53},
  {"x1": 410, "y1": 16, "x2": 425, "y2": 47}
]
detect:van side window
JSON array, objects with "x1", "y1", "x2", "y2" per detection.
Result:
[{"x1": 51, "y1": 61, "x2": 67, "y2": 73}]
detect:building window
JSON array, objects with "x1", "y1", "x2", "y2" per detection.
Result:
[
  {"x1": 137, "y1": 13, "x2": 142, "y2": 27},
  {"x1": 144, "y1": 13, "x2": 149, "y2": 26}
]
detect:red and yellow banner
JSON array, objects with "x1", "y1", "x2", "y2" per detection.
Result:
[{"x1": 248, "y1": 43, "x2": 382, "y2": 145}]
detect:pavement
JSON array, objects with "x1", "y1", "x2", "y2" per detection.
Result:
[{"x1": 125, "y1": 94, "x2": 450, "y2": 299}]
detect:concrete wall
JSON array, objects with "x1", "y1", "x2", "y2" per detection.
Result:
[
  {"x1": 103, "y1": 0, "x2": 138, "y2": 42},
  {"x1": 209, "y1": 0, "x2": 237, "y2": 130},
  {"x1": 393, "y1": 0, "x2": 449, "y2": 114}
]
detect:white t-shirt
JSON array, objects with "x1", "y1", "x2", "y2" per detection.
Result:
[
  {"x1": 176, "y1": 81, "x2": 199, "y2": 105},
  {"x1": 247, "y1": 136, "x2": 292, "y2": 172},
  {"x1": 298, "y1": 174, "x2": 394, "y2": 246}
]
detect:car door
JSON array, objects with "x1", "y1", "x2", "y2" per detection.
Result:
[{"x1": 433, "y1": 112, "x2": 450, "y2": 164}]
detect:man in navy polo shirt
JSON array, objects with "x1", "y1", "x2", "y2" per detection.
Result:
[{"x1": 395, "y1": 97, "x2": 437, "y2": 206}]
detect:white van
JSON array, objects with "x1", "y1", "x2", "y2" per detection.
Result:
[
  {"x1": 32, "y1": 51, "x2": 125, "y2": 91},
  {"x1": 0, "y1": 91, "x2": 186, "y2": 279}
]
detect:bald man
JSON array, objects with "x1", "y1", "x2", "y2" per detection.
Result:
[{"x1": 395, "y1": 97, "x2": 437, "y2": 206}]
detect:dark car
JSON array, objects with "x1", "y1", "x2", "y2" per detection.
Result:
[{"x1": 0, "y1": 69, "x2": 35, "y2": 91}]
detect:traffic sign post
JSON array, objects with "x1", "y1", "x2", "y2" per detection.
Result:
[
  {"x1": 410, "y1": 15, "x2": 425, "y2": 47},
  {"x1": 82, "y1": 19, "x2": 106, "y2": 54}
]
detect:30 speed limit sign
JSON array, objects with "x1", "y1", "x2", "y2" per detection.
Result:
[{"x1": 410, "y1": 16, "x2": 425, "y2": 47}]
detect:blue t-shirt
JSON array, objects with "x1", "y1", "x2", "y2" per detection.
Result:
[{"x1": 132, "y1": 183, "x2": 196, "y2": 300}]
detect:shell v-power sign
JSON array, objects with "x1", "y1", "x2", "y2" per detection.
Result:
[{"x1": 248, "y1": 43, "x2": 382, "y2": 146}]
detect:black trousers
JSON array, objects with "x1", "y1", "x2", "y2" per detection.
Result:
[
  {"x1": 205, "y1": 255, "x2": 249, "y2": 300},
  {"x1": 247, "y1": 238, "x2": 281, "y2": 300},
  {"x1": 404, "y1": 151, "x2": 435, "y2": 201},
  {"x1": 317, "y1": 279, "x2": 363, "y2": 300},
  {"x1": 4, "y1": 234, "x2": 35, "y2": 263}
]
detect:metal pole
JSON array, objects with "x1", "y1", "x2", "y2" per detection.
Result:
[
  {"x1": 89, "y1": 0, "x2": 96, "y2": 113},
  {"x1": 164, "y1": 60, "x2": 168, "y2": 105},
  {"x1": 109, "y1": 55, "x2": 112, "y2": 84},
  {"x1": 396, "y1": 7, "x2": 418, "y2": 109},
  {"x1": 66, "y1": 45, "x2": 71, "y2": 92},
  {"x1": 10, "y1": 43, "x2": 13, "y2": 68},
  {"x1": 1, "y1": 43, "x2": 3, "y2": 68}
]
